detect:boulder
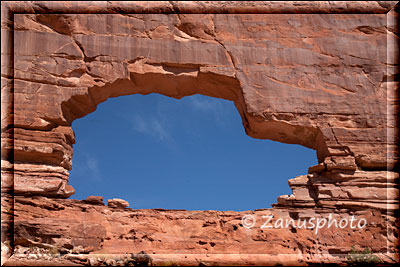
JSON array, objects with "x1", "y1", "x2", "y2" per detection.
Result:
[
  {"x1": 107, "y1": 198, "x2": 129, "y2": 208},
  {"x1": 84, "y1": 196, "x2": 104, "y2": 205}
]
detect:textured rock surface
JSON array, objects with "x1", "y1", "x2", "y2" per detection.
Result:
[
  {"x1": 2, "y1": 4, "x2": 398, "y2": 198},
  {"x1": 1, "y1": 1, "x2": 399, "y2": 266},
  {"x1": 8, "y1": 196, "x2": 399, "y2": 266},
  {"x1": 107, "y1": 198, "x2": 129, "y2": 208},
  {"x1": 84, "y1": 196, "x2": 104, "y2": 205}
]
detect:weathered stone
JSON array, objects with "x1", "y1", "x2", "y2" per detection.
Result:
[
  {"x1": 10, "y1": 196, "x2": 399, "y2": 265},
  {"x1": 107, "y1": 198, "x2": 129, "y2": 208},
  {"x1": 2, "y1": 5, "x2": 397, "y2": 198},
  {"x1": 324, "y1": 156, "x2": 357, "y2": 171},
  {"x1": 308, "y1": 163, "x2": 325, "y2": 174},
  {"x1": 277, "y1": 170, "x2": 399, "y2": 211},
  {"x1": 84, "y1": 196, "x2": 104, "y2": 205}
]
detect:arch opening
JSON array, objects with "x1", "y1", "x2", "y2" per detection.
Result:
[
  {"x1": 57, "y1": 61, "x2": 324, "y2": 203},
  {"x1": 61, "y1": 59, "x2": 325, "y2": 153},
  {"x1": 69, "y1": 93, "x2": 317, "y2": 210}
]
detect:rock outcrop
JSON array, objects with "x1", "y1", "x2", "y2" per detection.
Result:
[
  {"x1": 7, "y1": 196, "x2": 399, "y2": 266},
  {"x1": 84, "y1": 196, "x2": 104, "y2": 205},
  {"x1": 1, "y1": 1, "x2": 399, "y2": 266},
  {"x1": 107, "y1": 198, "x2": 129, "y2": 209}
]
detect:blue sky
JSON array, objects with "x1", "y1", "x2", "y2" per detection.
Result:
[{"x1": 69, "y1": 93, "x2": 317, "y2": 211}]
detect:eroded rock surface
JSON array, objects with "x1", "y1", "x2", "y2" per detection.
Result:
[
  {"x1": 84, "y1": 196, "x2": 104, "y2": 205},
  {"x1": 2, "y1": 6, "x2": 398, "y2": 198},
  {"x1": 1, "y1": 1, "x2": 399, "y2": 266},
  {"x1": 107, "y1": 198, "x2": 129, "y2": 209},
  {"x1": 8, "y1": 196, "x2": 399, "y2": 266}
]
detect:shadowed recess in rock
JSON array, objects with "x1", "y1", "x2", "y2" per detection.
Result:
[{"x1": 69, "y1": 93, "x2": 317, "y2": 211}]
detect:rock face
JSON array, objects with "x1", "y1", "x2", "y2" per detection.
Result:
[
  {"x1": 1, "y1": 1, "x2": 399, "y2": 266},
  {"x1": 9, "y1": 196, "x2": 399, "y2": 266},
  {"x1": 1, "y1": 3, "x2": 398, "y2": 198}
]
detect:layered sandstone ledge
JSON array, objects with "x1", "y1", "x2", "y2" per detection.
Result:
[
  {"x1": 1, "y1": 1, "x2": 399, "y2": 266},
  {"x1": 2, "y1": 196, "x2": 398, "y2": 266}
]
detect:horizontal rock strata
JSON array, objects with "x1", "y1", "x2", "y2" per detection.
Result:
[
  {"x1": 8, "y1": 196, "x2": 399, "y2": 266},
  {"x1": 2, "y1": 8, "x2": 398, "y2": 198},
  {"x1": 275, "y1": 171, "x2": 399, "y2": 211}
]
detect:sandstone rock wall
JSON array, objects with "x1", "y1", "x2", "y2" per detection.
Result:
[
  {"x1": 2, "y1": 3, "x2": 398, "y2": 197},
  {"x1": 8, "y1": 196, "x2": 398, "y2": 266},
  {"x1": 1, "y1": 1, "x2": 399, "y2": 265}
]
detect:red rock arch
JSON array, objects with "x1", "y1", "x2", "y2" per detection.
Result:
[{"x1": 6, "y1": 11, "x2": 396, "y2": 199}]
